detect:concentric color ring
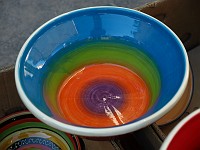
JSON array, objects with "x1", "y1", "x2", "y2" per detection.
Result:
[
  {"x1": 0, "y1": 112, "x2": 81, "y2": 150},
  {"x1": 43, "y1": 41, "x2": 161, "y2": 120},
  {"x1": 58, "y1": 63, "x2": 150, "y2": 127}
]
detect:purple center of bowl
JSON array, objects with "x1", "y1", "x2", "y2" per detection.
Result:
[{"x1": 81, "y1": 81, "x2": 124, "y2": 114}]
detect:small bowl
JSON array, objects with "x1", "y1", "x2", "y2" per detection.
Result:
[
  {"x1": 0, "y1": 111, "x2": 82, "y2": 149},
  {"x1": 160, "y1": 109, "x2": 200, "y2": 150},
  {"x1": 15, "y1": 6, "x2": 189, "y2": 137}
]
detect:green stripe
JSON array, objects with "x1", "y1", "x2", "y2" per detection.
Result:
[
  {"x1": 44, "y1": 41, "x2": 161, "y2": 111},
  {"x1": 0, "y1": 122, "x2": 74, "y2": 150}
]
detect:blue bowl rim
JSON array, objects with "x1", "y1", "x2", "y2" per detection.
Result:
[{"x1": 15, "y1": 6, "x2": 189, "y2": 137}]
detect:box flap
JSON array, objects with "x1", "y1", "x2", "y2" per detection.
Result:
[{"x1": 0, "y1": 66, "x2": 26, "y2": 118}]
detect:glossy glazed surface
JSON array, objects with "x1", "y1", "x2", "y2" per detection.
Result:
[
  {"x1": 43, "y1": 41, "x2": 160, "y2": 127},
  {"x1": 161, "y1": 109, "x2": 200, "y2": 150},
  {"x1": 0, "y1": 112, "x2": 81, "y2": 150},
  {"x1": 15, "y1": 7, "x2": 189, "y2": 136}
]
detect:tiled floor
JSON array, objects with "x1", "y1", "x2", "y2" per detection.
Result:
[{"x1": 0, "y1": 0, "x2": 155, "y2": 68}]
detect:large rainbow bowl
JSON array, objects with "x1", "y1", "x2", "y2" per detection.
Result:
[{"x1": 15, "y1": 6, "x2": 189, "y2": 137}]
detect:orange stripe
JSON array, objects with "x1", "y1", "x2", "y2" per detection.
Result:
[{"x1": 58, "y1": 64, "x2": 150, "y2": 127}]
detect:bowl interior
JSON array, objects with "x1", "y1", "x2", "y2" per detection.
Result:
[{"x1": 16, "y1": 7, "x2": 187, "y2": 130}]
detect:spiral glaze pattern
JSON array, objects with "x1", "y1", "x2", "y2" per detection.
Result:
[
  {"x1": 43, "y1": 40, "x2": 161, "y2": 127},
  {"x1": 58, "y1": 64, "x2": 150, "y2": 127}
]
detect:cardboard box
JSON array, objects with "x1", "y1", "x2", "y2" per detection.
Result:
[
  {"x1": 137, "y1": 0, "x2": 200, "y2": 50},
  {"x1": 1, "y1": 0, "x2": 200, "y2": 149}
]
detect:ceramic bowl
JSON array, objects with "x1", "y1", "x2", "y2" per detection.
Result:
[
  {"x1": 0, "y1": 111, "x2": 82, "y2": 149},
  {"x1": 15, "y1": 6, "x2": 189, "y2": 137},
  {"x1": 160, "y1": 109, "x2": 200, "y2": 150}
]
